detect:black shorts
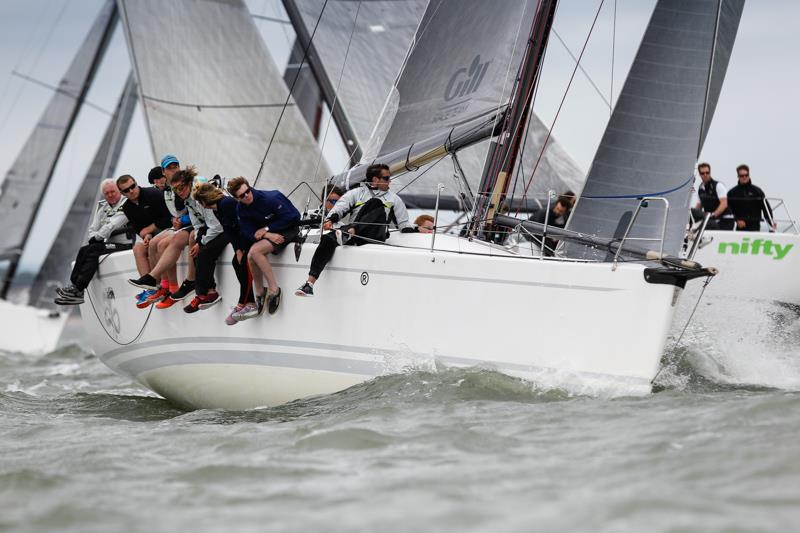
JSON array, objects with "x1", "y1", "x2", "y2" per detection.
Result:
[{"x1": 266, "y1": 226, "x2": 300, "y2": 254}]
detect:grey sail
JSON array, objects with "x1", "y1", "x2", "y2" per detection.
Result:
[
  {"x1": 0, "y1": 0, "x2": 117, "y2": 295},
  {"x1": 565, "y1": 0, "x2": 745, "y2": 260},
  {"x1": 27, "y1": 74, "x2": 138, "y2": 309},
  {"x1": 117, "y1": 0, "x2": 329, "y2": 200},
  {"x1": 285, "y1": 0, "x2": 583, "y2": 206}
]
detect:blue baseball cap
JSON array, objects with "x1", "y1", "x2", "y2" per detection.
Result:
[{"x1": 160, "y1": 154, "x2": 179, "y2": 169}]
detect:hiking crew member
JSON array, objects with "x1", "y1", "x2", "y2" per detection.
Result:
[
  {"x1": 295, "y1": 164, "x2": 413, "y2": 297},
  {"x1": 54, "y1": 179, "x2": 132, "y2": 305},
  {"x1": 118, "y1": 174, "x2": 171, "y2": 281},
  {"x1": 143, "y1": 154, "x2": 196, "y2": 307},
  {"x1": 230, "y1": 176, "x2": 300, "y2": 316},
  {"x1": 181, "y1": 173, "x2": 226, "y2": 313},
  {"x1": 727, "y1": 164, "x2": 776, "y2": 232},
  {"x1": 695, "y1": 162, "x2": 733, "y2": 230},
  {"x1": 128, "y1": 167, "x2": 206, "y2": 309},
  {"x1": 194, "y1": 182, "x2": 258, "y2": 324}
]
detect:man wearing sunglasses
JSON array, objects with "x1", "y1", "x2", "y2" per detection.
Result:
[
  {"x1": 53, "y1": 179, "x2": 132, "y2": 305},
  {"x1": 228, "y1": 176, "x2": 300, "y2": 316},
  {"x1": 295, "y1": 164, "x2": 413, "y2": 297},
  {"x1": 118, "y1": 174, "x2": 172, "y2": 282},
  {"x1": 726, "y1": 164, "x2": 776, "y2": 232}
]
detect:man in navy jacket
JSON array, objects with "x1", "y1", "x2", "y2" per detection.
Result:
[{"x1": 228, "y1": 176, "x2": 300, "y2": 315}]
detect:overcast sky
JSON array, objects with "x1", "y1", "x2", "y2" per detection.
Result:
[{"x1": 1, "y1": 0, "x2": 798, "y2": 272}]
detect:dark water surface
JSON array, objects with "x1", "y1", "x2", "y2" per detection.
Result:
[{"x1": 2, "y1": 314, "x2": 799, "y2": 532}]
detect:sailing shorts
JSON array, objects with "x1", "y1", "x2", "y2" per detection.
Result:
[{"x1": 265, "y1": 226, "x2": 300, "y2": 254}]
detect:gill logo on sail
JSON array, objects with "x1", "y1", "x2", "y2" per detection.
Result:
[{"x1": 444, "y1": 55, "x2": 491, "y2": 101}]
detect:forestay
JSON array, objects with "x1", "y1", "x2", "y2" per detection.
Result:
[
  {"x1": 118, "y1": 0, "x2": 329, "y2": 199},
  {"x1": 27, "y1": 74, "x2": 138, "y2": 309},
  {"x1": 0, "y1": 0, "x2": 117, "y2": 292},
  {"x1": 565, "y1": 0, "x2": 745, "y2": 259},
  {"x1": 287, "y1": 0, "x2": 583, "y2": 205}
]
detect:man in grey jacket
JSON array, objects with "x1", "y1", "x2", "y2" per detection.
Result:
[
  {"x1": 295, "y1": 164, "x2": 414, "y2": 297},
  {"x1": 54, "y1": 179, "x2": 131, "y2": 305}
]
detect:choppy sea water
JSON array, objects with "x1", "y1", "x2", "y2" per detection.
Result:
[{"x1": 2, "y1": 310, "x2": 800, "y2": 532}]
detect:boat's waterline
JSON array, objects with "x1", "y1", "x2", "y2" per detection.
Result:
[{"x1": 80, "y1": 232, "x2": 679, "y2": 409}]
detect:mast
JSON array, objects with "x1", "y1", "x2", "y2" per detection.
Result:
[
  {"x1": 27, "y1": 74, "x2": 138, "y2": 308},
  {"x1": 0, "y1": 1, "x2": 118, "y2": 300},
  {"x1": 468, "y1": 0, "x2": 558, "y2": 236},
  {"x1": 282, "y1": 0, "x2": 362, "y2": 167}
]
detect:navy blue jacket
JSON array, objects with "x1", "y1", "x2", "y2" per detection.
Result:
[
  {"x1": 236, "y1": 189, "x2": 300, "y2": 244},
  {"x1": 216, "y1": 196, "x2": 244, "y2": 251}
]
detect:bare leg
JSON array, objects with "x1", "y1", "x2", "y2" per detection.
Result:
[
  {"x1": 132, "y1": 243, "x2": 150, "y2": 276},
  {"x1": 149, "y1": 231, "x2": 172, "y2": 272},
  {"x1": 248, "y1": 240, "x2": 278, "y2": 295},
  {"x1": 186, "y1": 233, "x2": 196, "y2": 282},
  {"x1": 151, "y1": 230, "x2": 189, "y2": 279}
]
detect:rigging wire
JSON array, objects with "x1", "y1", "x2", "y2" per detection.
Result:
[
  {"x1": 254, "y1": 0, "x2": 330, "y2": 188},
  {"x1": 551, "y1": 29, "x2": 611, "y2": 111},
  {"x1": 519, "y1": 0, "x2": 605, "y2": 203},
  {"x1": 651, "y1": 275, "x2": 715, "y2": 385}
]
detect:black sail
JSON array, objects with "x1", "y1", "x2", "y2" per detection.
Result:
[{"x1": 565, "y1": 0, "x2": 745, "y2": 259}]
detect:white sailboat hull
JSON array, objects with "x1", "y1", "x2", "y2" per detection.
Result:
[
  {"x1": 0, "y1": 299, "x2": 69, "y2": 355},
  {"x1": 692, "y1": 230, "x2": 800, "y2": 306},
  {"x1": 80, "y1": 233, "x2": 680, "y2": 409}
]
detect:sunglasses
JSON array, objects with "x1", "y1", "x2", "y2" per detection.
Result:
[
  {"x1": 738, "y1": 174, "x2": 749, "y2": 178},
  {"x1": 235, "y1": 187, "x2": 252, "y2": 200},
  {"x1": 120, "y1": 183, "x2": 137, "y2": 194}
]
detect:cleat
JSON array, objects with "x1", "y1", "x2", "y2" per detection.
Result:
[
  {"x1": 128, "y1": 274, "x2": 158, "y2": 290},
  {"x1": 170, "y1": 279, "x2": 195, "y2": 301},
  {"x1": 266, "y1": 287, "x2": 281, "y2": 315},
  {"x1": 295, "y1": 282, "x2": 314, "y2": 297},
  {"x1": 232, "y1": 302, "x2": 258, "y2": 321},
  {"x1": 155, "y1": 295, "x2": 177, "y2": 309},
  {"x1": 225, "y1": 304, "x2": 245, "y2": 325}
]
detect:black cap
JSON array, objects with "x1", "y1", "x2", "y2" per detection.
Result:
[{"x1": 148, "y1": 166, "x2": 164, "y2": 184}]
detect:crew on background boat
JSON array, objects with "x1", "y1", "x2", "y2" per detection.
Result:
[
  {"x1": 118, "y1": 174, "x2": 171, "y2": 286},
  {"x1": 295, "y1": 164, "x2": 413, "y2": 297},
  {"x1": 54, "y1": 179, "x2": 131, "y2": 306},
  {"x1": 230, "y1": 176, "x2": 300, "y2": 315},
  {"x1": 194, "y1": 182, "x2": 258, "y2": 324},
  {"x1": 726, "y1": 164, "x2": 775, "y2": 232},
  {"x1": 694, "y1": 162, "x2": 734, "y2": 230}
]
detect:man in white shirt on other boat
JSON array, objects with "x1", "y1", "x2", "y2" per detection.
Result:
[
  {"x1": 694, "y1": 162, "x2": 734, "y2": 230},
  {"x1": 54, "y1": 179, "x2": 131, "y2": 306},
  {"x1": 295, "y1": 164, "x2": 414, "y2": 297}
]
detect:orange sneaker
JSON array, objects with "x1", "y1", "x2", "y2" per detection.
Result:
[
  {"x1": 155, "y1": 294, "x2": 177, "y2": 309},
  {"x1": 136, "y1": 287, "x2": 168, "y2": 308}
]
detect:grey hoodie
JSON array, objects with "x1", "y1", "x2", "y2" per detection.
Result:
[{"x1": 326, "y1": 184, "x2": 412, "y2": 230}]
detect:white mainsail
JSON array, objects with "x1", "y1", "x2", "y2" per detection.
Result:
[{"x1": 117, "y1": 0, "x2": 329, "y2": 197}]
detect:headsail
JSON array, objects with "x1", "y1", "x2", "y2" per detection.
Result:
[
  {"x1": 117, "y1": 0, "x2": 329, "y2": 198},
  {"x1": 565, "y1": 0, "x2": 745, "y2": 259},
  {"x1": 286, "y1": 0, "x2": 583, "y2": 205},
  {"x1": 27, "y1": 74, "x2": 138, "y2": 309},
  {"x1": 0, "y1": 0, "x2": 117, "y2": 297}
]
